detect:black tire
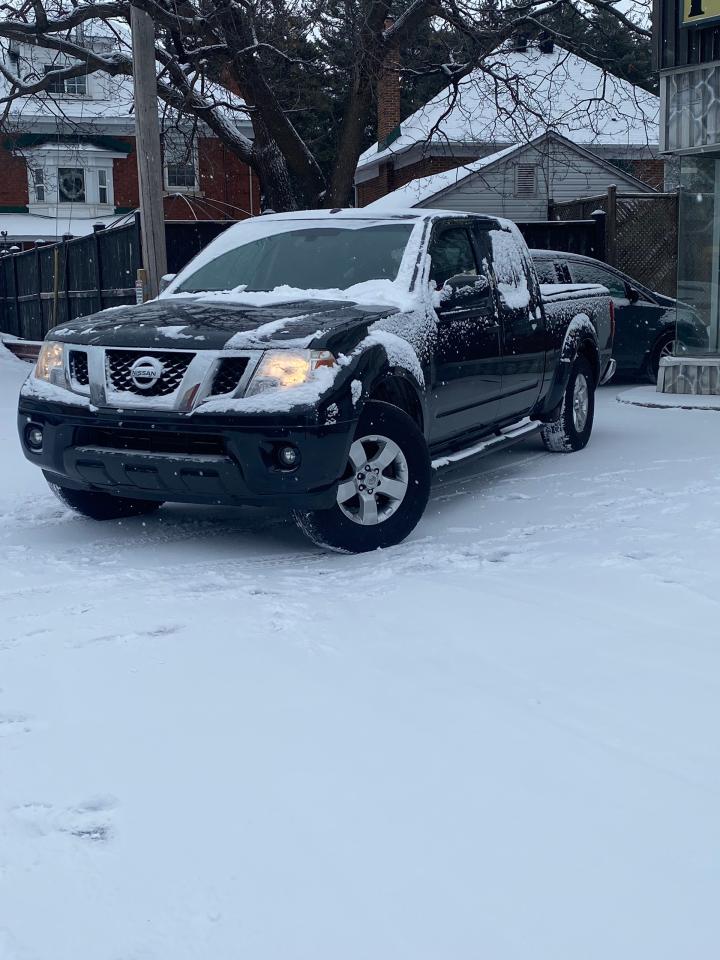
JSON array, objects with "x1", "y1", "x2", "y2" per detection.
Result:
[
  {"x1": 48, "y1": 482, "x2": 164, "y2": 521},
  {"x1": 646, "y1": 332, "x2": 675, "y2": 384},
  {"x1": 294, "y1": 401, "x2": 431, "y2": 553},
  {"x1": 540, "y1": 355, "x2": 595, "y2": 453}
]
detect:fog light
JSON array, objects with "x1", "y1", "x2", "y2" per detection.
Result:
[
  {"x1": 277, "y1": 445, "x2": 300, "y2": 468},
  {"x1": 26, "y1": 425, "x2": 43, "y2": 450}
]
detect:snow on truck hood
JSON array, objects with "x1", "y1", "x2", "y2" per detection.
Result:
[{"x1": 46, "y1": 296, "x2": 401, "y2": 351}]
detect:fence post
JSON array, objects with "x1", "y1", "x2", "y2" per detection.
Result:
[
  {"x1": 606, "y1": 185, "x2": 617, "y2": 267},
  {"x1": 11, "y1": 250, "x2": 19, "y2": 338},
  {"x1": 62, "y1": 234, "x2": 72, "y2": 325},
  {"x1": 35, "y1": 246, "x2": 42, "y2": 340},
  {"x1": 591, "y1": 210, "x2": 607, "y2": 262},
  {"x1": 92, "y1": 223, "x2": 103, "y2": 312}
]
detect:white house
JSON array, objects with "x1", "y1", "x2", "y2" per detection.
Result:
[
  {"x1": 0, "y1": 29, "x2": 256, "y2": 248},
  {"x1": 366, "y1": 132, "x2": 657, "y2": 217}
]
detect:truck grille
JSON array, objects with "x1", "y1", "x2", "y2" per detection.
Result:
[
  {"x1": 211, "y1": 357, "x2": 249, "y2": 396},
  {"x1": 106, "y1": 350, "x2": 193, "y2": 396},
  {"x1": 74, "y1": 426, "x2": 225, "y2": 456},
  {"x1": 69, "y1": 350, "x2": 89, "y2": 386}
]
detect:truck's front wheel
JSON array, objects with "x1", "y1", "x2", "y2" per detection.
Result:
[
  {"x1": 294, "y1": 401, "x2": 431, "y2": 553},
  {"x1": 47, "y1": 482, "x2": 164, "y2": 520},
  {"x1": 540, "y1": 355, "x2": 595, "y2": 453}
]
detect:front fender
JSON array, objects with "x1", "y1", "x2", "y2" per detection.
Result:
[{"x1": 336, "y1": 331, "x2": 426, "y2": 422}]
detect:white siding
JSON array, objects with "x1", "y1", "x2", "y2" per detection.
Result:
[{"x1": 421, "y1": 140, "x2": 652, "y2": 220}]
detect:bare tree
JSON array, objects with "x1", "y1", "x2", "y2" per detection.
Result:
[{"x1": 0, "y1": 0, "x2": 652, "y2": 211}]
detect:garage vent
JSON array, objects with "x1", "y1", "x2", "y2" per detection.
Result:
[{"x1": 515, "y1": 164, "x2": 538, "y2": 198}]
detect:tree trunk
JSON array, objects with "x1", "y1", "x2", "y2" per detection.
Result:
[{"x1": 251, "y1": 126, "x2": 301, "y2": 212}]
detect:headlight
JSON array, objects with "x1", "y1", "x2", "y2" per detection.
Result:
[
  {"x1": 35, "y1": 341, "x2": 66, "y2": 385},
  {"x1": 245, "y1": 349, "x2": 335, "y2": 397}
]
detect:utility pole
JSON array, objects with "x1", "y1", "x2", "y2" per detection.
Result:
[{"x1": 130, "y1": 5, "x2": 167, "y2": 300}]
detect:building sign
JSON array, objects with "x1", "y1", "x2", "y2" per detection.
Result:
[{"x1": 683, "y1": 0, "x2": 720, "y2": 26}]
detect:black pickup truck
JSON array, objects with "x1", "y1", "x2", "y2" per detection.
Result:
[{"x1": 18, "y1": 209, "x2": 613, "y2": 552}]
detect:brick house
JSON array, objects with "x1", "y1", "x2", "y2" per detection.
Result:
[
  {"x1": 356, "y1": 40, "x2": 663, "y2": 211},
  {"x1": 0, "y1": 34, "x2": 259, "y2": 247}
]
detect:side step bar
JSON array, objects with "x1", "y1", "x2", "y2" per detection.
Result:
[{"x1": 431, "y1": 418, "x2": 540, "y2": 470}]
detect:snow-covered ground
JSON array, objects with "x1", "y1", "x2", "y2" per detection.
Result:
[{"x1": 1, "y1": 346, "x2": 718, "y2": 960}]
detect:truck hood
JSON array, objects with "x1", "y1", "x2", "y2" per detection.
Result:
[{"x1": 48, "y1": 297, "x2": 400, "y2": 353}]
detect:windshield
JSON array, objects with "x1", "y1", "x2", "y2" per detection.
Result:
[{"x1": 173, "y1": 222, "x2": 415, "y2": 294}]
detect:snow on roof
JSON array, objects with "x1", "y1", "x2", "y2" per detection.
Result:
[
  {"x1": 0, "y1": 211, "x2": 134, "y2": 243},
  {"x1": 0, "y1": 35, "x2": 251, "y2": 135},
  {"x1": 367, "y1": 131, "x2": 656, "y2": 210},
  {"x1": 366, "y1": 143, "x2": 523, "y2": 209},
  {"x1": 357, "y1": 44, "x2": 659, "y2": 172}
]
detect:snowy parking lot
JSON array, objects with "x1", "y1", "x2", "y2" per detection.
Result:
[{"x1": 1, "y1": 344, "x2": 719, "y2": 959}]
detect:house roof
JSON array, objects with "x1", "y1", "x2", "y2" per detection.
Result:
[
  {"x1": 357, "y1": 43, "x2": 659, "y2": 174},
  {"x1": 0, "y1": 36, "x2": 252, "y2": 138},
  {"x1": 0, "y1": 211, "x2": 134, "y2": 243},
  {"x1": 366, "y1": 132, "x2": 657, "y2": 210}
]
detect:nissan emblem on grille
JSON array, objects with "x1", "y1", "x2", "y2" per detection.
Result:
[{"x1": 130, "y1": 356, "x2": 165, "y2": 390}]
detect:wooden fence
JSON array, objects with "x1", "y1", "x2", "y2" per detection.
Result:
[
  {"x1": 550, "y1": 187, "x2": 679, "y2": 297},
  {"x1": 0, "y1": 217, "x2": 236, "y2": 339}
]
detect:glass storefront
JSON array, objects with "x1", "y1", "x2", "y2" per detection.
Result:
[{"x1": 677, "y1": 154, "x2": 720, "y2": 354}]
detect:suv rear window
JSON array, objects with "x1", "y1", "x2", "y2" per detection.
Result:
[
  {"x1": 534, "y1": 260, "x2": 560, "y2": 284},
  {"x1": 570, "y1": 262, "x2": 627, "y2": 298}
]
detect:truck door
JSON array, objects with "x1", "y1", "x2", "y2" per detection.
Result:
[
  {"x1": 486, "y1": 225, "x2": 546, "y2": 422},
  {"x1": 429, "y1": 223, "x2": 502, "y2": 443}
]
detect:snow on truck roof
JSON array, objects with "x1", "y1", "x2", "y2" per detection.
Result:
[
  {"x1": 251, "y1": 208, "x2": 500, "y2": 223},
  {"x1": 252, "y1": 206, "x2": 496, "y2": 221}
]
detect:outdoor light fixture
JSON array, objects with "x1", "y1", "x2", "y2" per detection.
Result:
[
  {"x1": 34, "y1": 341, "x2": 66, "y2": 385},
  {"x1": 245, "y1": 350, "x2": 335, "y2": 397}
]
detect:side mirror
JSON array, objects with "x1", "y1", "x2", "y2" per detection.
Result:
[
  {"x1": 159, "y1": 273, "x2": 177, "y2": 295},
  {"x1": 626, "y1": 285, "x2": 640, "y2": 304},
  {"x1": 437, "y1": 273, "x2": 490, "y2": 310}
]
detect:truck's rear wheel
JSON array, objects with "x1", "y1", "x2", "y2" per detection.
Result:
[
  {"x1": 540, "y1": 355, "x2": 595, "y2": 453},
  {"x1": 294, "y1": 401, "x2": 431, "y2": 553},
  {"x1": 47, "y1": 482, "x2": 163, "y2": 520}
]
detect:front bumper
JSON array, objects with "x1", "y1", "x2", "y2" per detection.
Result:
[{"x1": 18, "y1": 397, "x2": 355, "y2": 510}]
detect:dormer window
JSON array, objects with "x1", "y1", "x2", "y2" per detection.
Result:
[
  {"x1": 32, "y1": 168, "x2": 45, "y2": 203},
  {"x1": 98, "y1": 169, "x2": 109, "y2": 204},
  {"x1": 43, "y1": 65, "x2": 87, "y2": 97}
]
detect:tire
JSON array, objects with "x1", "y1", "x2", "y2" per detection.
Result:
[
  {"x1": 48, "y1": 482, "x2": 164, "y2": 521},
  {"x1": 646, "y1": 332, "x2": 676, "y2": 384},
  {"x1": 540, "y1": 355, "x2": 595, "y2": 453},
  {"x1": 294, "y1": 401, "x2": 431, "y2": 553}
]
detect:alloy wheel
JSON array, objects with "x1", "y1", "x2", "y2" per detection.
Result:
[
  {"x1": 572, "y1": 373, "x2": 589, "y2": 432},
  {"x1": 336, "y1": 434, "x2": 409, "y2": 525}
]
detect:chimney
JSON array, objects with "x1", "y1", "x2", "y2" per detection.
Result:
[
  {"x1": 377, "y1": 14, "x2": 401, "y2": 146},
  {"x1": 537, "y1": 32, "x2": 555, "y2": 54}
]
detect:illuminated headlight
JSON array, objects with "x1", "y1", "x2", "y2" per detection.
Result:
[
  {"x1": 245, "y1": 350, "x2": 335, "y2": 397},
  {"x1": 34, "y1": 341, "x2": 66, "y2": 385}
]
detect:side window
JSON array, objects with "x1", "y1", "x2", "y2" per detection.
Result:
[
  {"x1": 488, "y1": 226, "x2": 539, "y2": 312},
  {"x1": 533, "y1": 259, "x2": 560, "y2": 284},
  {"x1": 429, "y1": 227, "x2": 477, "y2": 289},
  {"x1": 570, "y1": 262, "x2": 627, "y2": 298}
]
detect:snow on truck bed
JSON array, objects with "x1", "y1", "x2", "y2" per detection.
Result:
[{"x1": 1, "y1": 344, "x2": 719, "y2": 960}]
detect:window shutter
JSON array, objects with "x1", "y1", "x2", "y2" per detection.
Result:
[{"x1": 515, "y1": 164, "x2": 538, "y2": 198}]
